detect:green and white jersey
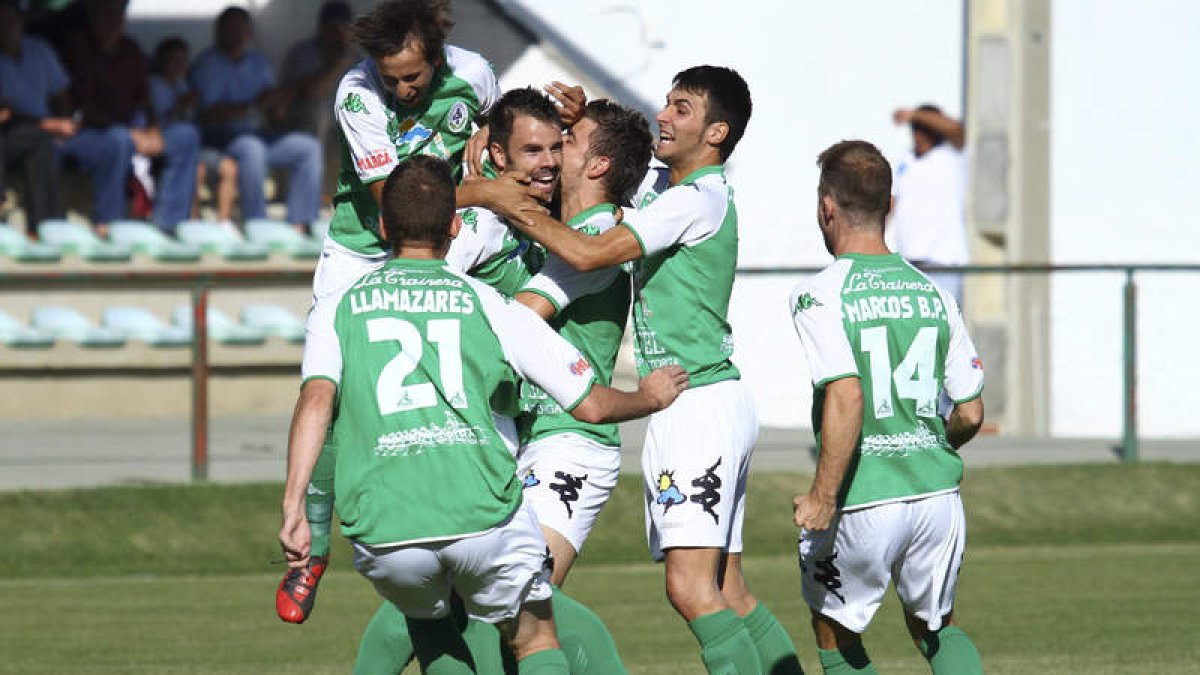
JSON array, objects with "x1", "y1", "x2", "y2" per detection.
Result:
[
  {"x1": 303, "y1": 258, "x2": 597, "y2": 547},
  {"x1": 445, "y1": 206, "x2": 544, "y2": 297},
  {"x1": 789, "y1": 253, "x2": 984, "y2": 510},
  {"x1": 517, "y1": 204, "x2": 631, "y2": 448},
  {"x1": 621, "y1": 165, "x2": 739, "y2": 387},
  {"x1": 328, "y1": 45, "x2": 499, "y2": 256}
]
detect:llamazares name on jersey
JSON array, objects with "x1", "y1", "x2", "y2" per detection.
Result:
[{"x1": 348, "y1": 274, "x2": 476, "y2": 315}]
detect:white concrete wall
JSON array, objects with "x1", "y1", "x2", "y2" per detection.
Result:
[{"x1": 1050, "y1": 0, "x2": 1200, "y2": 437}]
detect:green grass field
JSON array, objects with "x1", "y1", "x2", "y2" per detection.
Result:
[{"x1": 2, "y1": 464, "x2": 1199, "y2": 674}]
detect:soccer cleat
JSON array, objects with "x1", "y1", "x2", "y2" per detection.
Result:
[{"x1": 275, "y1": 555, "x2": 329, "y2": 623}]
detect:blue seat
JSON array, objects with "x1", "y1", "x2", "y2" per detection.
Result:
[
  {"x1": 37, "y1": 219, "x2": 133, "y2": 262},
  {"x1": 0, "y1": 223, "x2": 61, "y2": 263},
  {"x1": 101, "y1": 306, "x2": 192, "y2": 347},
  {"x1": 30, "y1": 306, "x2": 126, "y2": 347},
  {"x1": 108, "y1": 221, "x2": 202, "y2": 263},
  {"x1": 241, "y1": 303, "x2": 306, "y2": 344},
  {"x1": 245, "y1": 219, "x2": 322, "y2": 259},
  {"x1": 0, "y1": 310, "x2": 55, "y2": 348},
  {"x1": 171, "y1": 305, "x2": 266, "y2": 346},
  {"x1": 310, "y1": 218, "x2": 331, "y2": 243},
  {"x1": 175, "y1": 220, "x2": 270, "y2": 261}
]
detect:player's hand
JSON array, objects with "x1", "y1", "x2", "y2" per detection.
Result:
[
  {"x1": 486, "y1": 171, "x2": 548, "y2": 226},
  {"x1": 546, "y1": 81, "x2": 586, "y2": 127},
  {"x1": 465, "y1": 124, "x2": 490, "y2": 177},
  {"x1": 793, "y1": 491, "x2": 837, "y2": 531},
  {"x1": 40, "y1": 116, "x2": 77, "y2": 138},
  {"x1": 639, "y1": 365, "x2": 689, "y2": 410},
  {"x1": 278, "y1": 506, "x2": 312, "y2": 569},
  {"x1": 892, "y1": 108, "x2": 914, "y2": 125}
]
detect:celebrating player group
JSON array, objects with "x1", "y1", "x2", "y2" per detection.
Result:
[{"x1": 276, "y1": 2, "x2": 987, "y2": 674}]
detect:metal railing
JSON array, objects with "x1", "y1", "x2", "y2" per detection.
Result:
[{"x1": 1, "y1": 263, "x2": 1194, "y2": 478}]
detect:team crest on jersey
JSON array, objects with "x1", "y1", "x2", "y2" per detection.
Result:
[
  {"x1": 341, "y1": 92, "x2": 367, "y2": 114},
  {"x1": 521, "y1": 469, "x2": 540, "y2": 488},
  {"x1": 655, "y1": 471, "x2": 686, "y2": 511},
  {"x1": 392, "y1": 116, "x2": 434, "y2": 150},
  {"x1": 793, "y1": 292, "x2": 823, "y2": 315},
  {"x1": 446, "y1": 100, "x2": 470, "y2": 133}
]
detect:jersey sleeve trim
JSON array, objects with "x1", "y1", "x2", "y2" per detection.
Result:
[
  {"x1": 301, "y1": 374, "x2": 339, "y2": 389},
  {"x1": 619, "y1": 221, "x2": 648, "y2": 257},
  {"x1": 561, "y1": 376, "x2": 598, "y2": 413},
  {"x1": 815, "y1": 372, "x2": 860, "y2": 388},
  {"x1": 950, "y1": 384, "x2": 984, "y2": 405},
  {"x1": 521, "y1": 287, "x2": 563, "y2": 316}
]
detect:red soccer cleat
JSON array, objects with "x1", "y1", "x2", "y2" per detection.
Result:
[{"x1": 275, "y1": 555, "x2": 329, "y2": 624}]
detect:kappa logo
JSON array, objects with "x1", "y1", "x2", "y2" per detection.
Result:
[
  {"x1": 460, "y1": 208, "x2": 478, "y2": 231},
  {"x1": 812, "y1": 552, "x2": 846, "y2": 603},
  {"x1": 655, "y1": 471, "x2": 686, "y2": 511},
  {"x1": 569, "y1": 356, "x2": 591, "y2": 377},
  {"x1": 340, "y1": 92, "x2": 366, "y2": 114},
  {"x1": 689, "y1": 458, "x2": 723, "y2": 523},
  {"x1": 549, "y1": 470, "x2": 586, "y2": 518},
  {"x1": 793, "y1": 292, "x2": 823, "y2": 315},
  {"x1": 446, "y1": 100, "x2": 470, "y2": 133}
]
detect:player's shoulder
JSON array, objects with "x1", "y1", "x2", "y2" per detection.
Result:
[
  {"x1": 633, "y1": 165, "x2": 670, "y2": 207},
  {"x1": 336, "y1": 59, "x2": 382, "y2": 100},
  {"x1": 458, "y1": 205, "x2": 506, "y2": 236},
  {"x1": 789, "y1": 259, "x2": 853, "y2": 315},
  {"x1": 443, "y1": 45, "x2": 498, "y2": 102}
]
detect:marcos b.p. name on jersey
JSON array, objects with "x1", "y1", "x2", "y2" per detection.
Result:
[{"x1": 789, "y1": 253, "x2": 984, "y2": 510}]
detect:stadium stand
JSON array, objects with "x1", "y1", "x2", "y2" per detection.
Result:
[
  {"x1": 175, "y1": 220, "x2": 271, "y2": 261},
  {"x1": 102, "y1": 306, "x2": 193, "y2": 347},
  {"x1": 0, "y1": 310, "x2": 55, "y2": 348},
  {"x1": 245, "y1": 219, "x2": 322, "y2": 259},
  {"x1": 0, "y1": 224, "x2": 61, "y2": 263},
  {"x1": 31, "y1": 306, "x2": 127, "y2": 347},
  {"x1": 240, "y1": 304, "x2": 306, "y2": 344},
  {"x1": 38, "y1": 220, "x2": 134, "y2": 262},
  {"x1": 171, "y1": 304, "x2": 267, "y2": 346},
  {"x1": 108, "y1": 221, "x2": 203, "y2": 263}
]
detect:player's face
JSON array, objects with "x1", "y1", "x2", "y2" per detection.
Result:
[
  {"x1": 654, "y1": 88, "x2": 708, "y2": 166},
  {"x1": 377, "y1": 42, "x2": 439, "y2": 107},
  {"x1": 497, "y1": 116, "x2": 563, "y2": 201},
  {"x1": 560, "y1": 116, "x2": 597, "y2": 196}
]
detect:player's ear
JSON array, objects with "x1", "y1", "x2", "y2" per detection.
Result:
[
  {"x1": 820, "y1": 194, "x2": 837, "y2": 226},
  {"x1": 488, "y1": 143, "x2": 507, "y2": 171},
  {"x1": 448, "y1": 213, "x2": 462, "y2": 239},
  {"x1": 705, "y1": 121, "x2": 729, "y2": 149},
  {"x1": 585, "y1": 154, "x2": 610, "y2": 180}
]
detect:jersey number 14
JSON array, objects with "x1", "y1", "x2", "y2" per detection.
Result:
[
  {"x1": 859, "y1": 325, "x2": 938, "y2": 419},
  {"x1": 367, "y1": 318, "x2": 467, "y2": 415}
]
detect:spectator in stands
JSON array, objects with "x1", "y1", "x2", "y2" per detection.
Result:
[
  {"x1": 58, "y1": 0, "x2": 201, "y2": 234},
  {"x1": 889, "y1": 104, "x2": 969, "y2": 305},
  {"x1": 191, "y1": 6, "x2": 322, "y2": 235},
  {"x1": 149, "y1": 36, "x2": 237, "y2": 224},
  {"x1": 0, "y1": 0, "x2": 67, "y2": 237}
]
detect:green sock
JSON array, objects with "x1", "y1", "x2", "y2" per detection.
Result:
[
  {"x1": 407, "y1": 615, "x2": 475, "y2": 675},
  {"x1": 817, "y1": 645, "x2": 877, "y2": 674},
  {"x1": 517, "y1": 648, "x2": 570, "y2": 674},
  {"x1": 461, "y1": 616, "x2": 509, "y2": 674},
  {"x1": 688, "y1": 609, "x2": 764, "y2": 675},
  {"x1": 353, "y1": 602, "x2": 413, "y2": 675},
  {"x1": 743, "y1": 603, "x2": 804, "y2": 674},
  {"x1": 305, "y1": 441, "x2": 337, "y2": 558},
  {"x1": 919, "y1": 626, "x2": 983, "y2": 675},
  {"x1": 551, "y1": 586, "x2": 628, "y2": 675}
]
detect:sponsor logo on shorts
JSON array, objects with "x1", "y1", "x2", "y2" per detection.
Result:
[
  {"x1": 521, "y1": 469, "x2": 540, "y2": 489},
  {"x1": 689, "y1": 458, "x2": 723, "y2": 523},
  {"x1": 569, "y1": 356, "x2": 591, "y2": 377},
  {"x1": 549, "y1": 471, "x2": 586, "y2": 518},
  {"x1": 446, "y1": 100, "x2": 470, "y2": 133},
  {"x1": 655, "y1": 471, "x2": 686, "y2": 512}
]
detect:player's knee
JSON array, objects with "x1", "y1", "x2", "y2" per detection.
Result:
[{"x1": 664, "y1": 564, "x2": 723, "y2": 620}]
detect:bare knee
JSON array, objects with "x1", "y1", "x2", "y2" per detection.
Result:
[
  {"x1": 499, "y1": 598, "x2": 560, "y2": 662},
  {"x1": 717, "y1": 553, "x2": 758, "y2": 616},
  {"x1": 811, "y1": 610, "x2": 861, "y2": 650},
  {"x1": 664, "y1": 548, "x2": 727, "y2": 620}
]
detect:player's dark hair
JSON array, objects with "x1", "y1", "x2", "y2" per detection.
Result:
[
  {"x1": 911, "y1": 103, "x2": 947, "y2": 146},
  {"x1": 352, "y1": 0, "x2": 445, "y2": 64},
  {"x1": 672, "y1": 65, "x2": 752, "y2": 161},
  {"x1": 381, "y1": 156, "x2": 457, "y2": 253},
  {"x1": 817, "y1": 140, "x2": 892, "y2": 225},
  {"x1": 582, "y1": 99, "x2": 653, "y2": 205},
  {"x1": 488, "y1": 87, "x2": 561, "y2": 155},
  {"x1": 151, "y1": 36, "x2": 188, "y2": 74}
]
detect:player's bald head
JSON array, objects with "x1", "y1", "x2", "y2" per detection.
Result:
[
  {"x1": 381, "y1": 156, "x2": 457, "y2": 253},
  {"x1": 817, "y1": 140, "x2": 892, "y2": 226}
]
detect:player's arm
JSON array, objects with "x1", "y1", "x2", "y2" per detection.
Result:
[
  {"x1": 794, "y1": 376, "x2": 863, "y2": 531},
  {"x1": 278, "y1": 379, "x2": 336, "y2": 569},
  {"x1": 510, "y1": 209, "x2": 642, "y2": 272},
  {"x1": 571, "y1": 365, "x2": 687, "y2": 424},
  {"x1": 456, "y1": 172, "x2": 545, "y2": 221},
  {"x1": 946, "y1": 397, "x2": 984, "y2": 449},
  {"x1": 894, "y1": 107, "x2": 965, "y2": 150}
]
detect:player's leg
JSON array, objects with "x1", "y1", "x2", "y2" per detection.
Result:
[
  {"x1": 353, "y1": 601, "x2": 414, "y2": 675},
  {"x1": 893, "y1": 492, "x2": 982, "y2": 675},
  {"x1": 811, "y1": 613, "x2": 878, "y2": 675}
]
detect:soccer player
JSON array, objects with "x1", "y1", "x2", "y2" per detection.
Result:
[
  {"x1": 505, "y1": 66, "x2": 802, "y2": 675},
  {"x1": 279, "y1": 0, "x2": 551, "y2": 623},
  {"x1": 279, "y1": 155, "x2": 689, "y2": 674},
  {"x1": 788, "y1": 140, "x2": 985, "y2": 675}
]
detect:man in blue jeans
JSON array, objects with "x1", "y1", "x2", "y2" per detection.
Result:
[
  {"x1": 59, "y1": 0, "x2": 200, "y2": 234},
  {"x1": 190, "y1": 6, "x2": 322, "y2": 233}
]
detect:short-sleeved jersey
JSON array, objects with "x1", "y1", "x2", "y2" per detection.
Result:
[
  {"x1": 445, "y1": 206, "x2": 544, "y2": 297},
  {"x1": 516, "y1": 204, "x2": 630, "y2": 448},
  {"x1": 621, "y1": 165, "x2": 739, "y2": 387},
  {"x1": 789, "y1": 253, "x2": 984, "y2": 510},
  {"x1": 304, "y1": 258, "x2": 596, "y2": 547},
  {"x1": 188, "y1": 47, "x2": 275, "y2": 135},
  {"x1": 328, "y1": 46, "x2": 499, "y2": 256},
  {"x1": 0, "y1": 36, "x2": 69, "y2": 119}
]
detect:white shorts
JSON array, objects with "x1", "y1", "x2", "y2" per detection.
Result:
[
  {"x1": 798, "y1": 490, "x2": 966, "y2": 634},
  {"x1": 642, "y1": 379, "x2": 758, "y2": 560},
  {"x1": 517, "y1": 433, "x2": 620, "y2": 554},
  {"x1": 350, "y1": 501, "x2": 554, "y2": 624},
  {"x1": 302, "y1": 238, "x2": 387, "y2": 377}
]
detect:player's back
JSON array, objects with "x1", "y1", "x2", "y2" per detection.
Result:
[
  {"x1": 329, "y1": 259, "x2": 525, "y2": 546},
  {"x1": 791, "y1": 253, "x2": 983, "y2": 509}
]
